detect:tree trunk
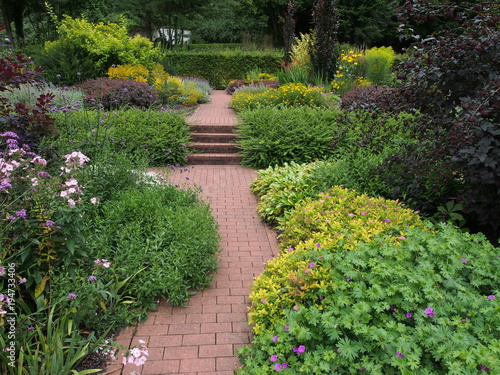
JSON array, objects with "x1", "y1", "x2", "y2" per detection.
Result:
[{"x1": 145, "y1": 10, "x2": 153, "y2": 41}]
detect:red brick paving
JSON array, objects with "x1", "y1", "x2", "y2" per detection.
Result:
[{"x1": 104, "y1": 91, "x2": 279, "y2": 375}]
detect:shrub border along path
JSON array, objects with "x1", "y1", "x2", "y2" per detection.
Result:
[{"x1": 105, "y1": 91, "x2": 279, "y2": 375}]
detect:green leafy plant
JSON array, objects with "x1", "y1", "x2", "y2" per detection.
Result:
[
  {"x1": 0, "y1": 305, "x2": 109, "y2": 375},
  {"x1": 87, "y1": 183, "x2": 220, "y2": 307},
  {"x1": 51, "y1": 108, "x2": 191, "y2": 166},
  {"x1": 235, "y1": 106, "x2": 340, "y2": 168},
  {"x1": 248, "y1": 186, "x2": 422, "y2": 334},
  {"x1": 250, "y1": 161, "x2": 326, "y2": 223},
  {"x1": 239, "y1": 223, "x2": 500, "y2": 374}
]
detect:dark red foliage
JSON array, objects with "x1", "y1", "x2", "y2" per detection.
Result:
[
  {"x1": 340, "y1": 85, "x2": 410, "y2": 114},
  {"x1": 383, "y1": 1, "x2": 500, "y2": 236},
  {"x1": 0, "y1": 55, "x2": 43, "y2": 92},
  {"x1": 78, "y1": 78, "x2": 159, "y2": 110},
  {"x1": 0, "y1": 34, "x2": 55, "y2": 152}
]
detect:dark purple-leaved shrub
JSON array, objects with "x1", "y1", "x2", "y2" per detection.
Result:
[
  {"x1": 340, "y1": 85, "x2": 410, "y2": 114},
  {"x1": 0, "y1": 38, "x2": 56, "y2": 152},
  {"x1": 379, "y1": 1, "x2": 500, "y2": 237},
  {"x1": 79, "y1": 78, "x2": 159, "y2": 110}
]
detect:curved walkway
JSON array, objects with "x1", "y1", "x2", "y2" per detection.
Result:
[{"x1": 105, "y1": 91, "x2": 279, "y2": 375}]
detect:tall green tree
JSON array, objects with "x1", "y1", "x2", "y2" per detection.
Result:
[
  {"x1": 189, "y1": 0, "x2": 265, "y2": 43},
  {"x1": 337, "y1": 0, "x2": 399, "y2": 47}
]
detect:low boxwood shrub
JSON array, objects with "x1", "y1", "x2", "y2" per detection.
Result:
[
  {"x1": 78, "y1": 77, "x2": 159, "y2": 109},
  {"x1": 239, "y1": 223, "x2": 500, "y2": 374},
  {"x1": 51, "y1": 108, "x2": 191, "y2": 166}
]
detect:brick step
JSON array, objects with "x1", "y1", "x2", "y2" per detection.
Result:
[
  {"x1": 189, "y1": 124, "x2": 238, "y2": 134},
  {"x1": 190, "y1": 133, "x2": 237, "y2": 143},
  {"x1": 190, "y1": 142, "x2": 239, "y2": 153},
  {"x1": 186, "y1": 153, "x2": 243, "y2": 165}
]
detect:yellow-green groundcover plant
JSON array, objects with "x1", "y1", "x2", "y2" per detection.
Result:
[{"x1": 237, "y1": 186, "x2": 500, "y2": 374}]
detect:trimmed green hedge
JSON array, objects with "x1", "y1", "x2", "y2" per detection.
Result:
[{"x1": 163, "y1": 50, "x2": 283, "y2": 89}]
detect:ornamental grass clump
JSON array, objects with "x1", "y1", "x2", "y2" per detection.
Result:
[
  {"x1": 248, "y1": 186, "x2": 422, "y2": 334},
  {"x1": 239, "y1": 223, "x2": 500, "y2": 374}
]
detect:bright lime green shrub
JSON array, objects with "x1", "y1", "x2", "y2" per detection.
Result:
[
  {"x1": 364, "y1": 46, "x2": 396, "y2": 85},
  {"x1": 42, "y1": 16, "x2": 162, "y2": 84},
  {"x1": 290, "y1": 33, "x2": 314, "y2": 74},
  {"x1": 248, "y1": 186, "x2": 422, "y2": 334},
  {"x1": 107, "y1": 63, "x2": 150, "y2": 82},
  {"x1": 239, "y1": 223, "x2": 500, "y2": 374},
  {"x1": 230, "y1": 83, "x2": 327, "y2": 110}
]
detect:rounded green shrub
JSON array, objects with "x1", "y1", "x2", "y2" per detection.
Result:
[
  {"x1": 52, "y1": 108, "x2": 191, "y2": 166},
  {"x1": 249, "y1": 186, "x2": 422, "y2": 334},
  {"x1": 240, "y1": 223, "x2": 500, "y2": 374}
]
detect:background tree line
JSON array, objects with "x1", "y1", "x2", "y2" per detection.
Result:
[{"x1": 1, "y1": 0, "x2": 439, "y2": 50}]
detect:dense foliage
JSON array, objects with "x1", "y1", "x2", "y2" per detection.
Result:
[
  {"x1": 0, "y1": 46, "x2": 220, "y2": 373},
  {"x1": 235, "y1": 106, "x2": 418, "y2": 169},
  {"x1": 0, "y1": 54, "x2": 56, "y2": 152},
  {"x1": 35, "y1": 15, "x2": 162, "y2": 85},
  {"x1": 389, "y1": 0, "x2": 500, "y2": 234},
  {"x1": 51, "y1": 108, "x2": 191, "y2": 166},
  {"x1": 239, "y1": 217, "x2": 499, "y2": 373}
]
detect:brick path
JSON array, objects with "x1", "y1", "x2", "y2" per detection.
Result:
[{"x1": 105, "y1": 91, "x2": 279, "y2": 375}]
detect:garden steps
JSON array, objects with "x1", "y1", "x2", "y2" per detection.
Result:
[{"x1": 185, "y1": 91, "x2": 242, "y2": 165}]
